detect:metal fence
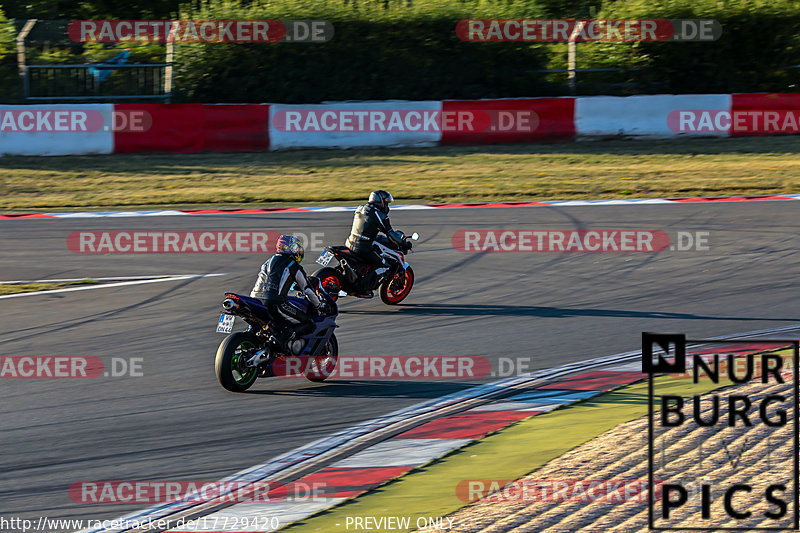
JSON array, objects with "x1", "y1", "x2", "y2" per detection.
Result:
[
  {"x1": 24, "y1": 64, "x2": 171, "y2": 101},
  {"x1": 14, "y1": 19, "x2": 172, "y2": 103}
]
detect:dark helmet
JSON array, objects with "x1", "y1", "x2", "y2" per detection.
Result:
[{"x1": 368, "y1": 190, "x2": 393, "y2": 213}]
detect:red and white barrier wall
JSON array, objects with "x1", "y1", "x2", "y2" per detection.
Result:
[
  {"x1": 114, "y1": 103, "x2": 270, "y2": 153},
  {"x1": 0, "y1": 104, "x2": 115, "y2": 156},
  {"x1": 440, "y1": 98, "x2": 576, "y2": 144},
  {"x1": 575, "y1": 94, "x2": 731, "y2": 138},
  {"x1": 269, "y1": 101, "x2": 442, "y2": 149},
  {"x1": 0, "y1": 93, "x2": 796, "y2": 156}
]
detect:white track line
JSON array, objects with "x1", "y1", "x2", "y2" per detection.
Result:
[
  {"x1": 3, "y1": 194, "x2": 800, "y2": 221},
  {"x1": 51, "y1": 210, "x2": 188, "y2": 218},
  {"x1": 0, "y1": 275, "x2": 204, "y2": 285},
  {"x1": 0, "y1": 273, "x2": 229, "y2": 299}
]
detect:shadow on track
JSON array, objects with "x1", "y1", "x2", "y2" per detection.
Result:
[
  {"x1": 341, "y1": 303, "x2": 798, "y2": 322},
  {"x1": 243, "y1": 380, "x2": 481, "y2": 399}
]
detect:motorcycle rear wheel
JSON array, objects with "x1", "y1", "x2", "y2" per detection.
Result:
[
  {"x1": 215, "y1": 332, "x2": 260, "y2": 392},
  {"x1": 312, "y1": 267, "x2": 344, "y2": 301}
]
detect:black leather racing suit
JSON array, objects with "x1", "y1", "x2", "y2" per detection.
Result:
[
  {"x1": 345, "y1": 203, "x2": 402, "y2": 291},
  {"x1": 250, "y1": 254, "x2": 323, "y2": 338}
]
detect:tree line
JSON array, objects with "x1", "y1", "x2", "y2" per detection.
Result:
[{"x1": 1, "y1": 0, "x2": 798, "y2": 103}]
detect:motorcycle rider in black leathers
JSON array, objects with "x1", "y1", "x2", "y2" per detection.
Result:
[
  {"x1": 250, "y1": 235, "x2": 326, "y2": 352},
  {"x1": 344, "y1": 190, "x2": 408, "y2": 297}
]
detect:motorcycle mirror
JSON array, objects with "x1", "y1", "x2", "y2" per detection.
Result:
[{"x1": 411, "y1": 232, "x2": 420, "y2": 241}]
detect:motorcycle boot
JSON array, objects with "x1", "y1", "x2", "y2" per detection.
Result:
[
  {"x1": 352, "y1": 271, "x2": 376, "y2": 298},
  {"x1": 355, "y1": 264, "x2": 388, "y2": 298}
]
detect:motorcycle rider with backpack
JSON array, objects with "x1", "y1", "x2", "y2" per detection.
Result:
[
  {"x1": 251, "y1": 235, "x2": 327, "y2": 352},
  {"x1": 344, "y1": 190, "x2": 410, "y2": 297}
]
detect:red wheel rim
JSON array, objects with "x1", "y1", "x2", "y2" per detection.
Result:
[
  {"x1": 385, "y1": 270, "x2": 412, "y2": 303},
  {"x1": 321, "y1": 275, "x2": 340, "y2": 299}
]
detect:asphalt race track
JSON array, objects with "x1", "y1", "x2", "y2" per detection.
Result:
[{"x1": 1, "y1": 201, "x2": 798, "y2": 530}]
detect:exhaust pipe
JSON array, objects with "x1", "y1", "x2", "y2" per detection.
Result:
[
  {"x1": 341, "y1": 261, "x2": 358, "y2": 283},
  {"x1": 222, "y1": 298, "x2": 239, "y2": 311}
]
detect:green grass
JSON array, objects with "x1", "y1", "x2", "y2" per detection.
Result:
[
  {"x1": 0, "y1": 136, "x2": 798, "y2": 210},
  {"x1": 0, "y1": 279, "x2": 98, "y2": 295}
]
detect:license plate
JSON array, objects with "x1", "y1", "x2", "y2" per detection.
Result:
[
  {"x1": 316, "y1": 250, "x2": 334, "y2": 266},
  {"x1": 216, "y1": 314, "x2": 234, "y2": 333}
]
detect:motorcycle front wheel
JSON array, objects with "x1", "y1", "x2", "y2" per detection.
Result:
[
  {"x1": 215, "y1": 332, "x2": 260, "y2": 392},
  {"x1": 304, "y1": 333, "x2": 339, "y2": 382},
  {"x1": 380, "y1": 266, "x2": 414, "y2": 305}
]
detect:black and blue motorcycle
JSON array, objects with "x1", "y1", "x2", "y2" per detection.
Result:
[{"x1": 214, "y1": 279, "x2": 339, "y2": 392}]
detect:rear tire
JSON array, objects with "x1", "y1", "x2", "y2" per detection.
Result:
[
  {"x1": 312, "y1": 267, "x2": 344, "y2": 301},
  {"x1": 379, "y1": 266, "x2": 414, "y2": 305},
  {"x1": 304, "y1": 333, "x2": 339, "y2": 382},
  {"x1": 215, "y1": 332, "x2": 260, "y2": 392}
]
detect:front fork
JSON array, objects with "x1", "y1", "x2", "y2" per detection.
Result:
[{"x1": 386, "y1": 260, "x2": 408, "y2": 283}]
